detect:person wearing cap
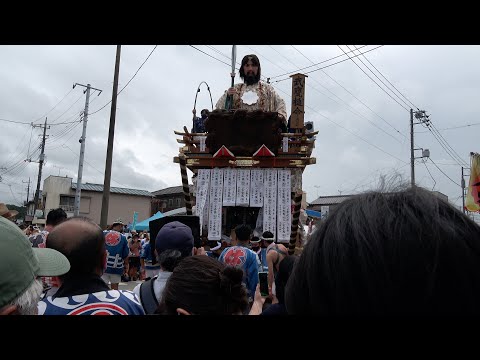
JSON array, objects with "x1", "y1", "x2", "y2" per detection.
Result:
[
  {"x1": 263, "y1": 231, "x2": 288, "y2": 299},
  {"x1": 219, "y1": 224, "x2": 261, "y2": 305},
  {"x1": 0, "y1": 203, "x2": 19, "y2": 221},
  {"x1": 38, "y1": 217, "x2": 144, "y2": 315},
  {"x1": 102, "y1": 218, "x2": 129, "y2": 290},
  {"x1": 133, "y1": 221, "x2": 205, "y2": 314},
  {"x1": 28, "y1": 208, "x2": 68, "y2": 297},
  {"x1": 0, "y1": 217, "x2": 70, "y2": 315}
]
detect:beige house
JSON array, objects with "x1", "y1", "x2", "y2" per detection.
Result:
[{"x1": 38, "y1": 175, "x2": 152, "y2": 226}]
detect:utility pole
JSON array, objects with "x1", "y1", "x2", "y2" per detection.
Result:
[
  {"x1": 73, "y1": 82, "x2": 102, "y2": 217},
  {"x1": 22, "y1": 177, "x2": 31, "y2": 204},
  {"x1": 100, "y1": 45, "x2": 121, "y2": 229},
  {"x1": 410, "y1": 108, "x2": 415, "y2": 187},
  {"x1": 33, "y1": 118, "x2": 49, "y2": 215},
  {"x1": 410, "y1": 109, "x2": 430, "y2": 188}
]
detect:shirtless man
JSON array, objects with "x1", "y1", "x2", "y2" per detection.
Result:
[{"x1": 263, "y1": 231, "x2": 288, "y2": 299}]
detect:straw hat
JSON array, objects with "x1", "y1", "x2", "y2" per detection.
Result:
[{"x1": 0, "y1": 203, "x2": 19, "y2": 219}]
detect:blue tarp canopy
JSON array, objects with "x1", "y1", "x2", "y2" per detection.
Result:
[
  {"x1": 134, "y1": 211, "x2": 164, "y2": 231},
  {"x1": 305, "y1": 209, "x2": 321, "y2": 218}
]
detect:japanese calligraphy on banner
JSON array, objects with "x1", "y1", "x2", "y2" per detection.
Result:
[
  {"x1": 277, "y1": 169, "x2": 291, "y2": 243},
  {"x1": 195, "y1": 169, "x2": 210, "y2": 236},
  {"x1": 203, "y1": 185, "x2": 210, "y2": 231},
  {"x1": 263, "y1": 169, "x2": 277, "y2": 235},
  {"x1": 250, "y1": 169, "x2": 264, "y2": 207},
  {"x1": 223, "y1": 168, "x2": 237, "y2": 206},
  {"x1": 208, "y1": 168, "x2": 224, "y2": 240},
  {"x1": 290, "y1": 73, "x2": 307, "y2": 129},
  {"x1": 236, "y1": 169, "x2": 250, "y2": 207}
]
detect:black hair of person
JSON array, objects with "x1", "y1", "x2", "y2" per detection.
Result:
[
  {"x1": 156, "y1": 256, "x2": 249, "y2": 315},
  {"x1": 286, "y1": 185, "x2": 480, "y2": 316}
]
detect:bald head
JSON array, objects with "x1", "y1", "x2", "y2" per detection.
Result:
[{"x1": 47, "y1": 217, "x2": 105, "y2": 277}]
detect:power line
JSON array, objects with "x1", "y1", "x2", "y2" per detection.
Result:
[
  {"x1": 189, "y1": 45, "x2": 231, "y2": 67},
  {"x1": 273, "y1": 85, "x2": 408, "y2": 164},
  {"x1": 259, "y1": 46, "x2": 402, "y2": 143},
  {"x1": 45, "y1": 122, "x2": 83, "y2": 151},
  {"x1": 337, "y1": 45, "x2": 410, "y2": 112},
  {"x1": 0, "y1": 118, "x2": 32, "y2": 125},
  {"x1": 48, "y1": 93, "x2": 85, "y2": 124},
  {"x1": 429, "y1": 122, "x2": 468, "y2": 166},
  {"x1": 425, "y1": 123, "x2": 468, "y2": 167},
  {"x1": 89, "y1": 45, "x2": 158, "y2": 116},
  {"x1": 345, "y1": 45, "x2": 413, "y2": 110},
  {"x1": 428, "y1": 158, "x2": 460, "y2": 187},
  {"x1": 422, "y1": 160, "x2": 436, "y2": 190},
  {"x1": 246, "y1": 45, "x2": 403, "y2": 143},
  {"x1": 352, "y1": 45, "x2": 418, "y2": 110},
  {"x1": 289, "y1": 45, "x2": 406, "y2": 141},
  {"x1": 205, "y1": 45, "x2": 239, "y2": 64},
  {"x1": 417, "y1": 122, "x2": 480, "y2": 133},
  {"x1": 0, "y1": 117, "x2": 82, "y2": 126},
  {"x1": 31, "y1": 87, "x2": 75, "y2": 124},
  {"x1": 307, "y1": 81, "x2": 403, "y2": 144},
  {"x1": 270, "y1": 45, "x2": 370, "y2": 80},
  {"x1": 242, "y1": 45, "x2": 291, "y2": 74},
  {"x1": 273, "y1": 45, "x2": 385, "y2": 83},
  {"x1": 62, "y1": 144, "x2": 129, "y2": 188},
  {"x1": 0, "y1": 127, "x2": 31, "y2": 170}
]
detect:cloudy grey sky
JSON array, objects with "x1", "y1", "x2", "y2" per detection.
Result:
[{"x1": 0, "y1": 45, "x2": 478, "y2": 218}]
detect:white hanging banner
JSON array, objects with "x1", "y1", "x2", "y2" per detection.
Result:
[
  {"x1": 277, "y1": 169, "x2": 291, "y2": 243},
  {"x1": 250, "y1": 169, "x2": 264, "y2": 207},
  {"x1": 203, "y1": 183, "x2": 210, "y2": 231},
  {"x1": 223, "y1": 168, "x2": 237, "y2": 206},
  {"x1": 263, "y1": 169, "x2": 277, "y2": 236},
  {"x1": 195, "y1": 169, "x2": 211, "y2": 236},
  {"x1": 208, "y1": 168, "x2": 224, "y2": 240},
  {"x1": 235, "y1": 169, "x2": 250, "y2": 207}
]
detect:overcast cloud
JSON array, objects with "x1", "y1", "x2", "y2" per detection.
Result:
[{"x1": 0, "y1": 45, "x2": 478, "y2": 221}]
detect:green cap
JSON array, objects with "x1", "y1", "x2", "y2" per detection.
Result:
[{"x1": 0, "y1": 217, "x2": 70, "y2": 308}]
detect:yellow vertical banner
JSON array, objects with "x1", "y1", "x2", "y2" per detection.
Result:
[{"x1": 466, "y1": 153, "x2": 480, "y2": 212}]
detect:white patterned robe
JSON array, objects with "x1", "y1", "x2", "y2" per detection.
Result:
[{"x1": 216, "y1": 81, "x2": 287, "y2": 124}]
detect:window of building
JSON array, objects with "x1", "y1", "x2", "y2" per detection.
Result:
[{"x1": 59, "y1": 195, "x2": 75, "y2": 212}]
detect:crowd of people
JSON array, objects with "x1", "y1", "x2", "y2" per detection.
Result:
[
  {"x1": 1, "y1": 185, "x2": 480, "y2": 316},
  {"x1": 2, "y1": 53, "x2": 480, "y2": 315}
]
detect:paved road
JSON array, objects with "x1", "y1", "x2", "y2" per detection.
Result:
[{"x1": 119, "y1": 280, "x2": 143, "y2": 292}]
